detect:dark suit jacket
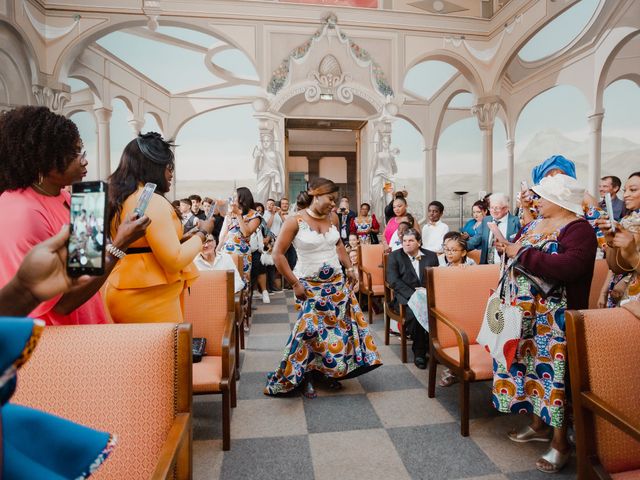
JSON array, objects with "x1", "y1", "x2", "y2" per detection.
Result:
[
  {"x1": 467, "y1": 213, "x2": 521, "y2": 264},
  {"x1": 386, "y1": 247, "x2": 439, "y2": 305},
  {"x1": 338, "y1": 209, "x2": 356, "y2": 243}
]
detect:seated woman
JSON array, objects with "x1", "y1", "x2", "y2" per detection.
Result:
[
  {"x1": 105, "y1": 132, "x2": 215, "y2": 324},
  {"x1": 596, "y1": 171, "x2": 640, "y2": 308},
  {"x1": 494, "y1": 173, "x2": 597, "y2": 474},
  {"x1": 194, "y1": 234, "x2": 244, "y2": 293},
  {"x1": 461, "y1": 200, "x2": 488, "y2": 238}
]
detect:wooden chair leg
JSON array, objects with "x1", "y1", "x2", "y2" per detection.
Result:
[
  {"x1": 234, "y1": 324, "x2": 241, "y2": 380},
  {"x1": 400, "y1": 328, "x2": 407, "y2": 363},
  {"x1": 222, "y1": 390, "x2": 231, "y2": 451},
  {"x1": 368, "y1": 293, "x2": 373, "y2": 324},
  {"x1": 460, "y1": 379, "x2": 470, "y2": 437},
  {"x1": 384, "y1": 312, "x2": 390, "y2": 346},
  {"x1": 428, "y1": 355, "x2": 437, "y2": 398},
  {"x1": 230, "y1": 374, "x2": 237, "y2": 408}
]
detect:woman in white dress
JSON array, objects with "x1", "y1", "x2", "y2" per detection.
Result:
[{"x1": 264, "y1": 178, "x2": 382, "y2": 398}]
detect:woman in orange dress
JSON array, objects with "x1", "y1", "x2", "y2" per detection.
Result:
[{"x1": 105, "y1": 133, "x2": 214, "y2": 323}]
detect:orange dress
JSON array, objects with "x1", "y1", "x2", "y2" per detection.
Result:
[{"x1": 105, "y1": 186, "x2": 200, "y2": 323}]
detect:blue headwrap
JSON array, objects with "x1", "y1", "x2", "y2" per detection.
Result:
[{"x1": 531, "y1": 155, "x2": 576, "y2": 185}]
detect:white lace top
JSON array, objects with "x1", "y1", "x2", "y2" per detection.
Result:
[{"x1": 292, "y1": 217, "x2": 342, "y2": 278}]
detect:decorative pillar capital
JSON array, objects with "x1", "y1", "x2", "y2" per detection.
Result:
[
  {"x1": 32, "y1": 85, "x2": 71, "y2": 114},
  {"x1": 587, "y1": 112, "x2": 604, "y2": 133},
  {"x1": 94, "y1": 107, "x2": 112, "y2": 124},
  {"x1": 471, "y1": 102, "x2": 499, "y2": 132}
]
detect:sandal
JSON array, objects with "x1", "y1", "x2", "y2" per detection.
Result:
[
  {"x1": 536, "y1": 446, "x2": 570, "y2": 474},
  {"x1": 302, "y1": 379, "x2": 317, "y2": 399},
  {"x1": 438, "y1": 368, "x2": 458, "y2": 387},
  {"x1": 508, "y1": 425, "x2": 552, "y2": 443}
]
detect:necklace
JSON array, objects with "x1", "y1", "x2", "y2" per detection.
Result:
[
  {"x1": 31, "y1": 182, "x2": 59, "y2": 197},
  {"x1": 306, "y1": 208, "x2": 327, "y2": 219}
]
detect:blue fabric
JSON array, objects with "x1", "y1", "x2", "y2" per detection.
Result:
[
  {"x1": 1, "y1": 317, "x2": 114, "y2": 480},
  {"x1": 466, "y1": 214, "x2": 522, "y2": 264},
  {"x1": 461, "y1": 218, "x2": 481, "y2": 237},
  {"x1": 531, "y1": 155, "x2": 576, "y2": 185}
]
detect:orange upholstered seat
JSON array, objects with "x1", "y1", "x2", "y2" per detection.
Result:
[
  {"x1": 566, "y1": 308, "x2": 640, "y2": 479},
  {"x1": 467, "y1": 249, "x2": 481, "y2": 265},
  {"x1": 14, "y1": 323, "x2": 192, "y2": 480},
  {"x1": 358, "y1": 244, "x2": 385, "y2": 324},
  {"x1": 426, "y1": 264, "x2": 500, "y2": 436},
  {"x1": 183, "y1": 269, "x2": 237, "y2": 451}
]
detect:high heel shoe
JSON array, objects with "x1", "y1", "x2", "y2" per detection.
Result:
[{"x1": 536, "y1": 446, "x2": 571, "y2": 474}]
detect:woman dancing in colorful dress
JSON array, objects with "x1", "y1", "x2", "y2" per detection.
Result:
[{"x1": 264, "y1": 178, "x2": 382, "y2": 398}]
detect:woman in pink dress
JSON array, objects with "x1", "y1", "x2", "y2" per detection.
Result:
[
  {"x1": 383, "y1": 194, "x2": 415, "y2": 251},
  {"x1": 0, "y1": 106, "x2": 148, "y2": 325}
]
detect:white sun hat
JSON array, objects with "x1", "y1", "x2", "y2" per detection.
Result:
[{"x1": 532, "y1": 174, "x2": 584, "y2": 217}]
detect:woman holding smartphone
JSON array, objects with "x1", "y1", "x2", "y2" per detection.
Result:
[
  {"x1": 0, "y1": 106, "x2": 149, "y2": 326},
  {"x1": 105, "y1": 132, "x2": 215, "y2": 323}
]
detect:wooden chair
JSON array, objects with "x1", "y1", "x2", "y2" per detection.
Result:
[
  {"x1": 15, "y1": 323, "x2": 192, "y2": 480},
  {"x1": 183, "y1": 269, "x2": 237, "y2": 451},
  {"x1": 467, "y1": 249, "x2": 481, "y2": 265},
  {"x1": 588, "y1": 259, "x2": 610, "y2": 309},
  {"x1": 566, "y1": 308, "x2": 640, "y2": 479},
  {"x1": 382, "y1": 252, "x2": 409, "y2": 363},
  {"x1": 358, "y1": 244, "x2": 385, "y2": 324},
  {"x1": 426, "y1": 264, "x2": 500, "y2": 436}
]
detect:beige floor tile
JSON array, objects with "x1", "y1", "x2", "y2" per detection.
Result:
[
  {"x1": 253, "y1": 304, "x2": 288, "y2": 315},
  {"x1": 247, "y1": 322, "x2": 292, "y2": 337},
  {"x1": 373, "y1": 344, "x2": 404, "y2": 365},
  {"x1": 309, "y1": 429, "x2": 411, "y2": 480},
  {"x1": 368, "y1": 388, "x2": 454, "y2": 428},
  {"x1": 231, "y1": 397, "x2": 308, "y2": 439},
  {"x1": 241, "y1": 349, "x2": 285, "y2": 373},
  {"x1": 193, "y1": 439, "x2": 223, "y2": 480},
  {"x1": 314, "y1": 377, "x2": 366, "y2": 397},
  {"x1": 469, "y1": 414, "x2": 552, "y2": 473},
  {"x1": 455, "y1": 475, "x2": 510, "y2": 480}
]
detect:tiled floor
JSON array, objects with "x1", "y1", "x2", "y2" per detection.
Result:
[{"x1": 192, "y1": 291, "x2": 577, "y2": 480}]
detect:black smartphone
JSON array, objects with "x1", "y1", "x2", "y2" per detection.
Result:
[{"x1": 67, "y1": 181, "x2": 108, "y2": 277}]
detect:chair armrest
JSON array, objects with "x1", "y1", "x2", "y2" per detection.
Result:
[
  {"x1": 360, "y1": 267, "x2": 373, "y2": 293},
  {"x1": 150, "y1": 412, "x2": 191, "y2": 480},
  {"x1": 222, "y1": 311, "x2": 236, "y2": 381},
  {"x1": 429, "y1": 307, "x2": 470, "y2": 369},
  {"x1": 581, "y1": 391, "x2": 640, "y2": 441}
]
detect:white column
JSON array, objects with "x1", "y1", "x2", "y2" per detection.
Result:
[
  {"x1": 472, "y1": 102, "x2": 499, "y2": 194},
  {"x1": 94, "y1": 108, "x2": 112, "y2": 180},
  {"x1": 587, "y1": 112, "x2": 604, "y2": 197},
  {"x1": 424, "y1": 145, "x2": 437, "y2": 215},
  {"x1": 506, "y1": 139, "x2": 515, "y2": 207},
  {"x1": 128, "y1": 117, "x2": 145, "y2": 137}
]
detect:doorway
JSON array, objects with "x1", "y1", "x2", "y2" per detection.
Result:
[{"x1": 285, "y1": 118, "x2": 366, "y2": 206}]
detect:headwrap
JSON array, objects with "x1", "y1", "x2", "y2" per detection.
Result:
[
  {"x1": 136, "y1": 132, "x2": 174, "y2": 165},
  {"x1": 531, "y1": 155, "x2": 576, "y2": 185}
]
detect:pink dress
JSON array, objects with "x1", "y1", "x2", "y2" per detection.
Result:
[
  {"x1": 384, "y1": 216, "x2": 400, "y2": 244},
  {"x1": 0, "y1": 188, "x2": 107, "y2": 325}
]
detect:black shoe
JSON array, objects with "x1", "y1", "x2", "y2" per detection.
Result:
[{"x1": 414, "y1": 356, "x2": 427, "y2": 369}]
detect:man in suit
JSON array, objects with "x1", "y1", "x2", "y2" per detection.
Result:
[
  {"x1": 466, "y1": 193, "x2": 520, "y2": 264},
  {"x1": 337, "y1": 196, "x2": 357, "y2": 246},
  {"x1": 386, "y1": 228, "x2": 439, "y2": 369}
]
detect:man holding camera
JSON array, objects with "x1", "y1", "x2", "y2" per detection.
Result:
[{"x1": 337, "y1": 196, "x2": 356, "y2": 245}]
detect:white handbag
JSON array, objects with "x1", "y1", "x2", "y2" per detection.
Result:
[{"x1": 477, "y1": 254, "x2": 523, "y2": 370}]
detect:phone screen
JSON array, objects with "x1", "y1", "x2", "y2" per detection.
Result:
[
  {"x1": 67, "y1": 181, "x2": 107, "y2": 276},
  {"x1": 604, "y1": 192, "x2": 616, "y2": 232}
]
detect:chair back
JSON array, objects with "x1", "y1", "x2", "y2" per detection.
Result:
[
  {"x1": 426, "y1": 264, "x2": 500, "y2": 349},
  {"x1": 14, "y1": 323, "x2": 192, "y2": 480},
  {"x1": 566, "y1": 308, "x2": 640, "y2": 476},
  {"x1": 183, "y1": 270, "x2": 234, "y2": 356},
  {"x1": 588, "y1": 259, "x2": 610, "y2": 309},
  {"x1": 382, "y1": 253, "x2": 392, "y2": 302},
  {"x1": 467, "y1": 249, "x2": 481, "y2": 265},
  {"x1": 358, "y1": 244, "x2": 385, "y2": 288}
]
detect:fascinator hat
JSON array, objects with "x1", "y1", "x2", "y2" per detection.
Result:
[
  {"x1": 531, "y1": 155, "x2": 576, "y2": 185},
  {"x1": 532, "y1": 174, "x2": 584, "y2": 217},
  {"x1": 136, "y1": 131, "x2": 175, "y2": 165}
]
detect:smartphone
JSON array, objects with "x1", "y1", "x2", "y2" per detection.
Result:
[
  {"x1": 67, "y1": 181, "x2": 107, "y2": 277},
  {"x1": 520, "y1": 180, "x2": 529, "y2": 191},
  {"x1": 134, "y1": 182, "x2": 156, "y2": 218},
  {"x1": 604, "y1": 192, "x2": 616, "y2": 232}
]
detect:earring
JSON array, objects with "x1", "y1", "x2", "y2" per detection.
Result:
[{"x1": 37, "y1": 173, "x2": 44, "y2": 185}]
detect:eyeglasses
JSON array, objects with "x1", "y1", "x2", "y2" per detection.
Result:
[
  {"x1": 443, "y1": 248, "x2": 463, "y2": 254},
  {"x1": 166, "y1": 163, "x2": 175, "y2": 173},
  {"x1": 75, "y1": 150, "x2": 87, "y2": 161}
]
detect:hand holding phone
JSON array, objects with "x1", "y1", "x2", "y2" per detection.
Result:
[
  {"x1": 134, "y1": 183, "x2": 156, "y2": 218},
  {"x1": 488, "y1": 221, "x2": 508, "y2": 245},
  {"x1": 604, "y1": 193, "x2": 616, "y2": 232}
]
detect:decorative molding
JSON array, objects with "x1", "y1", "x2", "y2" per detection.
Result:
[
  {"x1": 471, "y1": 101, "x2": 499, "y2": 131},
  {"x1": 24, "y1": 2, "x2": 79, "y2": 41},
  {"x1": 267, "y1": 13, "x2": 393, "y2": 98},
  {"x1": 32, "y1": 85, "x2": 71, "y2": 114}
]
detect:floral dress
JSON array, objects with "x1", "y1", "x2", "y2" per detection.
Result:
[
  {"x1": 606, "y1": 209, "x2": 640, "y2": 307},
  {"x1": 492, "y1": 219, "x2": 568, "y2": 428},
  {"x1": 223, "y1": 211, "x2": 260, "y2": 321},
  {"x1": 264, "y1": 217, "x2": 382, "y2": 395}
]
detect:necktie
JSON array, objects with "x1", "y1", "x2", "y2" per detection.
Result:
[{"x1": 487, "y1": 220, "x2": 501, "y2": 264}]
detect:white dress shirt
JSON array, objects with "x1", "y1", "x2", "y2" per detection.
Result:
[
  {"x1": 421, "y1": 221, "x2": 450, "y2": 252},
  {"x1": 194, "y1": 253, "x2": 245, "y2": 293},
  {"x1": 488, "y1": 217, "x2": 509, "y2": 264},
  {"x1": 263, "y1": 211, "x2": 282, "y2": 236}
]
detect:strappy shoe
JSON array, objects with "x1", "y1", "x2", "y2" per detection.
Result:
[
  {"x1": 438, "y1": 368, "x2": 458, "y2": 387},
  {"x1": 536, "y1": 446, "x2": 571, "y2": 474},
  {"x1": 302, "y1": 379, "x2": 317, "y2": 399},
  {"x1": 507, "y1": 425, "x2": 552, "y2": 443}
]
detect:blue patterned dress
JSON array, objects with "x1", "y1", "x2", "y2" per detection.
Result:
[{"x1": 265, "y1": 218, "x2": 382, "y2": 395}]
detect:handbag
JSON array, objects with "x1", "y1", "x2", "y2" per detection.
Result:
[
  {"x1": 512, "y1": 240, "x2": 561, "y2": 299},
  {"x1": 192, "y1": 337, "x2": 207, "y2": 363},
  {"x1": 477, "y1": 253, "x2": 523, "y2": 370}
]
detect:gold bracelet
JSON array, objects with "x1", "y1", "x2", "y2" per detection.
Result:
[{"x1": 615, "y1": 249, "x2": 640, "y2": 272}]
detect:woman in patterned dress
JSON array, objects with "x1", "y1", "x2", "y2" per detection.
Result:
[
  {"x1": 220, "y1": 187, "x2": 261, "y2": 330},
  {"x1": 350, "y1": 202, "x2": 380, "y2": 244},
  {"x1": 493, "y1": 174, "x2": 597, "y2": 474},
  {"x1": 264, "y1": 178, "x2": 382, "y2": 398}
]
